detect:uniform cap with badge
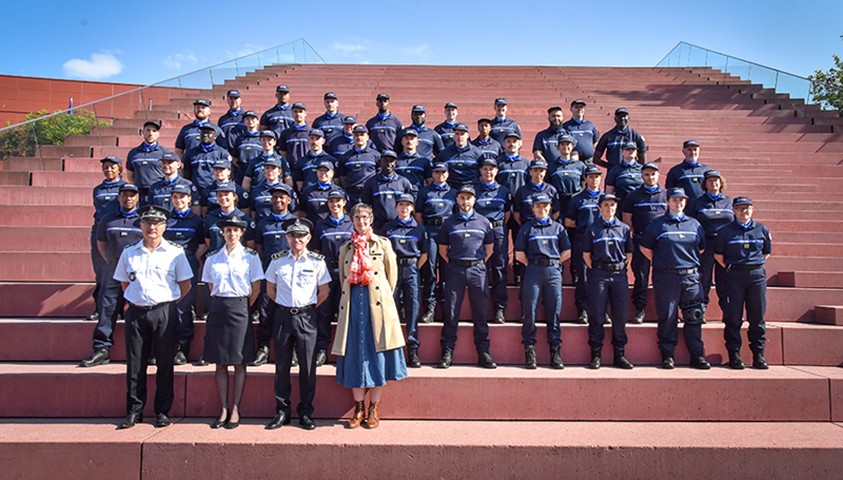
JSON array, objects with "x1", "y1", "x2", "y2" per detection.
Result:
[
  {"x1": 214, "y1": 183, "x2": 238, "y2": 193},
  {"x1": 243, "y1": 110, "x2": 259, "y2": 118},
  {"x1": 400, "y1": 128, "x2": 418, "y2": 138},
  {"x1": 101, "y1": 155, "x2": 122, "y2": 165},
  {"x1": 217, "y1": 217, "x2": 249, "y2": 230},
  {"x1": 457, "y1": 185, "x2": 476, "y2": 197},
  {"x1": 194, "y1": 99, "x2": 211, "y2": 107},
  {"x1": 445, "y1": 102, "x2": 458, "y2": 109},
  {"x1": 668, "y1": 187, "x2": 688, "y2": 199},
  {"x1": 292, "y1": 102, "x2": 307, "y2": 110},
  {"x1": 282, "y1": 217, "x2": 314, "y2": 236},
  {"x1": 395, "y1": 193, "x2": 415, "y2": 205},
  {"x1": 343, "y1": 116, "x2": 358, "y2": 124},
  {"x1": 598, "y1": 193, "x2": 619, "y2": 205},
  {"x1": 259, "y1": 130, "x2": 277, "y2": 140},
  {"x1": 324, "y1": 92, "x2": 338, "y2": 100},
  {"x1": 642, "y1": 162, "x2": 659, "y2": 171},
  {"x1": 532, "y1": 193, "x2": 552, "y2": 205},
  {"x1": 683, "y1": 139, "x2": 701, "y2": 148},
  {"x1": 143, "y1": 120, "x2": 161, "y2": 130},
  {"x1": 316, "y1": 160, "x2": 335, "y2": 170},
  {"x1": 733, "y1": 196, "x2": 753, "y2": 206},
  {"x1": 212, "y1": 159, "x2": 232, "y2": 170},
  {"x1": 478, "y1": 158, "x2": 498, "y2": 168},
  {"x1": 262, "y1": 157, "x2": 283, "y2": 168},
  {"x1": 308, "y1": 128, "x2": 325, "y2": 138},
  {"x1": 139, "y1": 205, "x2": 169, "y2": 222},
  {"x1": 352, "y1": 125, "x2": 369, "y2": 134},
  {"x1": 529, "y1": 159, "x2": 548, "y2": 170},
  {"x1": 380, "y1": 149, "x2": 398, "y2": 159},
  {"x1": 504, "y1": 130, "x2": 522, "y2": 140},
  {"x1": 453, "y1": 123, "x2": 470, "y2": 132},
  {"x1": 120, "y1": 183, "x2": 140, "y2": 193},
  {"x1": 704, "y1": 169, "x2": 722, "y2": 179},
  {"x1": 170, "y1": 184, "x2": 192, "y2": 196},
  {"x1": 226, "y1": 89, "x2": 241, "y2": 98},
  {"x1": 269, "y1": 184, "x2": 294, "y2": 196},
  {"x1": 327, "y1": 189, "x2": 347, "y2": 200},
  {"x1": 557, "y1": 134, "x2": 575, "y2": 145},
  {"x1": 622, "y1": 141, "x2": 638, "y2": 150},
  {"x1": 584, "y1": 165, "x2": 602, "y2": 176},
  {"x1": 276, "y1": 85, "x2": 290, "y2": 93},
  {"x1": 431, "y1": 162, "x2": 449, "y2": 172}
]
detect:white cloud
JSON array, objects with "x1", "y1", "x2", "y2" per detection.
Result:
[
  {"x1": 162, "y1": 51, "x2": 200, "y2": 70},
  {"x1": 62, "y1": 52, "x2": 123, "y2": 80}
]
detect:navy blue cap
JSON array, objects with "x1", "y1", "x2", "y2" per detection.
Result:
[
  {"x1": 283, "y1": 217, "x2": 314, "y2": 236},
  {"x1": 400, "y1": 128, "x2": 418, "y2": 138},
  {"x1": 323, "y1": 92, "x2": 338, "y2": 100},
  {"x1": 212, "y1": 159, "x2": 232, "y2": 170},
  {"x1": 622, "y1": 141, "x2": 638, "y2": 150},
  {"x1": 343, "y1": 115, "x2": 357, "y2": 124},
  {"x1": 119, "y1": 183, "x2": 139, "y2": 193},
  {"x1": 376, "y1": 92, "x2": 390, "y2": 100},
  {"x1": 396, "y1": 193, "x2": 415, "y2": 205},
  {"x1": 478, "y1": 158, "x2": 498, "y2": 168},
  {"x1": 316, "y1": 160, "x2": 334, "y2": 170},
  {"x1": 547, "y1": 105, "x2": 564, "y2": 113},
  {"x1": 457, "y1": 185, "x2": 476, "y2": 196},
  {"x1": 160, "y1": 151, "x2": 179, "y2": 162},
  {"x1": 668, "y1": 187, "x2": 688, "y2": 199},
  {"x1": 570, "y1": 99, "x2": 587, "y2": 107},
  {"x1": 308, "y1": 128, "x2": 325, "y2": 138},
  {"x1": 214, "y1": 183, "x2": 237, "y2": 193},
  {"x1": 193, "y1": 99, "x2": 211, "y2": 107},
  {"x1": 226, "y1": 89, "x2": 241, "y2": 98},
  {"x1": 504, "y1": 130, "x2": 521, "y2": 140},
  {"x1": 292, "y1": 102, "x2": 306, "y2": 110},
  {"x1": 412, "y1": 105, "x2": 426, "y2": 113},
  {"x1": 352, "y1": 125, "x2": 369, "y2": 134},
  {"x1": 243, "y1": 110, "x2": 259, "y2": 118},
  {"x1": 557, "y1": 134, "x2": 575, "y2": 144},
  {"x1": 733, "y1": 196, "x2": 753, "y2": 206},
  {"x1": 263, "y1": 157, "x2": 283, "y2": 168},
  {"x1": 327, "y1": 190, "x2": 346, "y2": 200},
  {"x1": 453, "y1": 123, "x2": 470, "y2": 132},
  {"x1": 444, "y1": 102, "x2": 458, "y2": 109},
  {"x1": 431, "y1": 163, "x2": 448, "y2": 172},
  {"x1": 142, "y1": 120, "x2": 161, "y2": 130},
  {"x1": 217, "y1": 217, "x2": 248, "y2": 230},
  {"x1": 259, "y1": 130, "x2": 277, "y2": 140},
  {"x1": 380, "y1": 150, "x2": 398, "y2": 159},
  {"x1": 642, "y1": 162, "x2": 659, "y2": 171},
  {"x1": 494, "y1": 98, "x2": 507, "y2": 105},
  {"x1": 704, "y1": 169, "x2": 722, "y2": 179},
  {"x1": 584, "y1": 165, "x2": 602, "y2": 176},
  {"x1": 529, "y1": 159, "x2": 548, "y2": 170},
  {"x1": 532, "y1": 193, "x2": 552, "y2": 204},
  {"x1": 598, "y1": 193, "x2": 619, "y2": 204},
  {"x1": 139, "y1": 205, "x2": 168, "y2": 222},
  {"x1": 269, "y1": 184, "x2": 293, "y2": 196},
  {"x1": 276, "y1": 85, "x2": 290, "y2": 93},
  {"x1": 683, "y1": 139, "x2": 701, "y2": 148},
  {"x1": 100, "y1": 155, "x2": 122, "y2": 165},
  {"x1": 171, "y1": 184, "x2": 192, "y2": 195},
  {"x1": 615, "y1": 107, "x2": 629, "y2": 115},
  {"x1": 199, "y1": 124, "x2": 217, "y2": 132},
  {"x1": 476, "y1": 117, "x2": 493, "y2": 124}
]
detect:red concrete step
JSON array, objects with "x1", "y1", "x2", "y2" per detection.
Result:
[
  {"x1": 62, "y1": 135, "x2": 118, "y2": 147},
  {"x1": 0, "y1": 206, "x2": 93, "y2": 226},
  {"x1": 0, "y1": 156, "x2": 63, "y2": 172},
  {"x1": 29, "y1": 171, "x2": 100, "y2": 188},
  {"x1": 814, "y1": 305, "x2": 843, "y2": 326},
  {"x1": 0, "y1": 320, "x2": 791, "y2": 368},
  {"x1": 0, "y1": 226, "x2": 89, "y2": 251},
  {"x1": 63, "y1": 156, "x2": 107, "y2": 172},
  {"x1": 0, "y1": 186, "x2": 92, "y2": 205},
  {"x1": 3, "y1": 420, "x2": 842, "y2": 480},
  {"x1": 779, "y1": 323, "x2": 843, "y2": 366},
  {"x1": 0, "y1": 363, "x2": 834, "y2": 421},
  {"x1": 777, "y1": 271, "x2": 843, "y2": 288},
  {"x1": 0, "y1": 171, "x2": 30, "y2": 185}
]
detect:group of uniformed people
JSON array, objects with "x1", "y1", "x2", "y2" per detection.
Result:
[{"x1": 80, "y1": 88, "x2": 775, "y2": 426}]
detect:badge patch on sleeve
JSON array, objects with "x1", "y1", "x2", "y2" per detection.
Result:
[{"x1": 129, "y1": 272, "x2": 137, "y2": 282}]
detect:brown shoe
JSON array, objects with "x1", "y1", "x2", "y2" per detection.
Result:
[
  {"x1": 363, "y1": 401, "x2": 380, "y2": 429},
  {"x1": 346, "y1": 401, "x2": 366, "y2": 429}
]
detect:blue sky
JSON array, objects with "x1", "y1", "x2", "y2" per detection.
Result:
[{"x1": 1, "y1": 0, "x2": 841, "y2": 86}]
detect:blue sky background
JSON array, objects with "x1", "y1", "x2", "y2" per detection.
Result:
[{"x1": 1, "y1": 0, "x2": 841, "y2": 86}]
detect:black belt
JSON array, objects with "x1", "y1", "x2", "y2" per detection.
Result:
[
  {"x1": 397, "y1": 257, "x2": 419, "y2": 265},
  {"x1": 129, "y1": 301, "x2": 172, "y2": 312},
  {"x1": 655, "y1": 267, "x2": 698, "y2": 275},
  {"x1": 490, "y1": 219, "x2": 504, "y2": 228},
  {"x1": 557, "y1": 193, "x2": 575, "y2": 198},
  {"x1": 327, "y1": 260, "x2": 340, "y2": 269},
  {"x1": 347, "y1": 185, "x2": 364, "y2": 193},
  {"x1": 278, "y1": 304, "x2": 316, "y2": 315},
  {"x1": 452, "y1": 259, "x2": 484, "y2": 268},
  {"x1": 426, "y1": 217, "x2": 444, "y2": 226},
  {"x1": 528, "y1": 258, "x2": 560, "y2": 266},
  {"x1": 728, "y1": 264, "x2": 764, "y2": 271},
  {"x1": 593, "y1": 261, "x2": 626, "y2": 272}
]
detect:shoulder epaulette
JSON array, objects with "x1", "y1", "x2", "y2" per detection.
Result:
[
  {"x1": 166, "y1": 240, "x2": 184, "y2": 249},
  {"x1": 206, "y1": 248, "x2": 222, "y2": 258},
  {"x1": 307, "y1": 251, "x2": 325, "y2": 260},
  {"x1": 245, "y1": 247, "x2": 259, "y2": 255},
  {"x1": 271, "y1": 250, "x2": 289, "y2": 260}
]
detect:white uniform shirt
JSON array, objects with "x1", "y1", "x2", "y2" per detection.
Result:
[
  {"x1": 114, "y1": 240, "x2": 193, "y2": 306},
  {"x1": 265, "y1": 249, "x2": 331, "y2": 307},
  {"x1": 201, "y1": 244, "x2": 265, "y2": 297}
]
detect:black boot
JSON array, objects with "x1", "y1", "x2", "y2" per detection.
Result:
[
  {"x1": 251, "y1": 345, "x2": 269, "y2": 366},
  {"x1": 753, "y1": 351, "x2": 769, "y2": 370},
  {"x1": 588, "y1": 348, "x2": 601, "y2": 369},
  {"x1": 613, "y1": 349, "x2": 634, "y2": 369},
  {"x1": 728, "y1": 351, "x2": 745, "y2": 370},
  {"x1": 524, "y1": 345, "x2": 537, "y2": 370},
  {"x1": 550, "y1": 345, "x2": 564, "y2": 369}
]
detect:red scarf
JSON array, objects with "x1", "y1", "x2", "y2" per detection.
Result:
[{"x1": 347, "y1": 229, "x2": 374, "y2": 285}]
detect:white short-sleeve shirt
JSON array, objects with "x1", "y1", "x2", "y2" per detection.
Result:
[
  {"x1": 264, "y1": 249, "x2": 331, "y2": 307},
  {"x1": 114, "y1": 240, "x2": 193, "y2": 306},
  {"x1": 201, "y1": 244, "x2": 265, "y2": 297}
]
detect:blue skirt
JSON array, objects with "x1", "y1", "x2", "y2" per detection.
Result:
[{"x1": 336, "y1": 284, "x2": 408, "y2": 388}]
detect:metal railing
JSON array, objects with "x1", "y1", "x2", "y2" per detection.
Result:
[
  {"x1": 656, "y1": 41, "x2": 812, "y2": 103},
  {"x1": 0, "y1": 38, "x2": 325, "y2": 159}
]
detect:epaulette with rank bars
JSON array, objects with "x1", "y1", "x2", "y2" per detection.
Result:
[
  {"x1": 124, "y1": 240, "x2": 142, "y2": 249},
  {"x1": 245, "y1": 247, "x2": 259, "y2": 255},
  {"x1": 166, "y1": 240, "x2": 184, "y2": 249},
  {"x1": 271, "y1": 250, "x2": 289, "y2": 260},
  {"x1": 205, "y1": 248, "x2": 222, "y2": 259},
  {"x1": 307, "y1": 251, "x2": 325, "y2": 260}
]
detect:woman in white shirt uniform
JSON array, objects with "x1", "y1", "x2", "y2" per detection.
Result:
[{"x1": 201, "y1": 217, "x2": 265, "y2": 429}]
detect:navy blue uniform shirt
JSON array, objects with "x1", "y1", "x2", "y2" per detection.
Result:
[
  {"x1": 249, "y1": 181, "x2": 299, "y2": 220},
  {"x1": 606, "y1": 161, "x2": 644, "y2": 201},
  {"x1": 299, "y1": 183, "x2": 346, "y2": 223},
  {"x1": 514, "y1": 182, "x2": 558, "y2": 223},
  {"x1": 384, "y1": 217, "x2": 429, "y2": 258},
  {"x1": 182, "y1": 143, "x2": 232, "y2": 191},
  {"x1": 203, "y1": 208, "x2": 255, "y2": 252},
  {"x1": 255, "y1": 212, "x2": 295, "y2": 263},
  {"x1": 218, "y1": 109, "x2": 245, "y2": 137},
  {"x1": 278, "y1": 124, "x2": 311, "y2": 171},
  {"x1": 126, "y1": 143, "x2": 172, "y2": 189},
  {"x1": 260, "y1": 104, "x2": 293, "y2": 136},
  {"x1": 401, "y1": 125, "x2": 444, "y2": 160},
  {"x1": 437, "y1": 210, "x2": 494, "y2": 261},
  {"x1": 365, "y1": 113, "x2": 404, "y2": 152},
  {"x1": 199, "y1": 181, "x2": 249, "y2": 212},
  {"x1": 362, "y1": 173, "x2": 415, "y2": 226},
  {"x1": 471, "y1": 136, "x2": 503, "y2": 163},
  {"x1": 583, "y1": 218, "x2": 633, "y2": 264},
  {"x1": 532, "y1": 127, "x2": 572, "y2": 165},
  {"x1": 621, "y1": 185, "x2": 668, "y2": 236},
  {"x1": 489, "y1": 118, "x2": 522, "y2": 145},
  {"x1": 242, "y1": 153, "x2": 292, "y2": 189},
  {"x1": 550, "y1": 158, "x2": 586, "y2": 197},
  {"x1": 595, "y1": 126, "x2": 647, "y2": 168},
  {"x1": 665, "y1": 160, "x2": 709, "y2": 201},
  {"x1": 514, "y1": 217, "x2": 571, "y2": 260},
  {"x1": 715, "y1": 220, "x2": 772, "y2": 266},
  {"x1": 562, "y1": 118, "x2": 599, "y2": 160},
  {"x1": 326, "y1": 134, "x2": 357, "y2": 158},
  {"x1": 338, "y1": 147, "x2": 381, "y2": 190},
  {"x1": 231, "y1": 131, "x2": 263, "y2": 176},
  {"x1": 96, "y1": 209, "x2": 142, "y2": 264},
  {"x1": 690, "y1": 193, "x2": 734, "y2": 239},
  {"x1": 639, "y1": 213, "x2": 706, "y2": 270},
  {"x1": 474, "y1": 182, "x2": 511, "y2": 223},
  {"x1": 417, "y1": 182, "x2": 457, "y2": 224},
  {"x1": 312, "y1": 214, "x2": 354, "y2": 264},
  {"x1": 164, "y1": 208, "x2": 205, "y2": 255},
  {"x1": 436, "y1": 143, "x2": 483, "y2": 185},
  {"x1": 495, "y1": 154, "x2": 530, "y2": 206},
  {"x1": 175, "y1": 120, "x2": 224, "y2": 153},
  {"x1": 147, "y1": 176, "x2": 198, "y2": 210},
  {"x1": 93, "y1": 179, "x2": 126, "y2": 223},
  {"x1": 294, "y1": 151, "x2": 337, "y2": 191},
  {"x1": 434, "y1": 121, "x2": 457, "y2": 147},
  {"x1": 565, "y1": 189, "x2": 603, "y2": 234},
  {"x1": 395, "y1": 152, "x2": 431, "y2": 190},
  {"x1": 312, "y1": 111, "x2": 345, "y2": 139}
]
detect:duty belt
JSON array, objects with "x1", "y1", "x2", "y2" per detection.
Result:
[
  {"x1": 655, "y1": 267, "x2": 698, "y2": 275},
  {"x1": 397, "y1": 257, "x2": 419, "y2": 265},
  {"x1": 129, "y1": 301, "x2": 172, "y2": 312},
  {"x1": 528, "y1": 258, "x2": 560, "y2": 266},
  {"x1": 327, "y1": 260, "x2": 340, "y2": 269},
  {"x1": 593, "y1": 261, "x2": 626, "y2": 271},
  {"x1": 452, "y1": 259, "x2": 484, "y2": 268},
  {"x1": 728, "y1": 264, "x2": 764, "y2": 271},
  {"x1": 425, "y1": 217, "x2": 444, "y2": 226},
  {"x1": 278, "y1": 304, "x2": 316, "y2": 315}
]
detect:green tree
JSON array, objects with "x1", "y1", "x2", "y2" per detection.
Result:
[
  {"x1": 0, "y1": 109, "x2": 107, "y2": 158},
  {"x1": 809, "y1": 35, "x2": 843, "y2": 114}
]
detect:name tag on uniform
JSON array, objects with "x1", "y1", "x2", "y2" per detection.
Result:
[
  {"x1": 744, "y1": 244, "x2": 750, "y2": 249},
  {"x1": 438, "y1": 202, "x2": 444, "y2": 207},
  {"x1": 464, "y1": 233, "x2": 471, "y2": 238},
  {"x1": 607, "y1": 241, "x2": 614, "y2": 246},
  {"x1": 400, "y1": 239, "x2": 406, "y2": 244},
  {"x1": 142, "y1": 161, "x2": 148, "y2": 166},
  {"x1": 176, "y1": 232, "x2": 184, "y2": 237},
  {"x1": 457, "y1": 163, "x2": 464, "y2": 167},
  {"x1": 274, "y1": 235, "x2": 281, "y2": 239},
  {"x1": 715, "y1": 210, "x2": 721, "y2": 215},
  {"x1": 486, "y1": 201, "x2": 492, "y2": 205},
  {"x1": 120, "y1": 232, "x2": 127, "y2": 237},
  {"x1": 303, "y1": 269, "x2": 314, "y2": 273},
  {"x1": 335, "y1": 235, "x2": 342, "y2": 239},
  {"x1": 386, "y1": 194, "x2": 392, "y2": 199},
  {"x1": 679, "y1": 234, "x2": 686, "y2": 239},
  {"x1": 543, "y1": 240, "x2": 548, "y2": 245},
  {"x1": 692, "y1": 178, "x2": 699, "y2": 183}
]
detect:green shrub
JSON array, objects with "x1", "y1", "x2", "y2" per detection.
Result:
[{"x1": 0, "y1": 109, "x2": 108, "y2": 158}]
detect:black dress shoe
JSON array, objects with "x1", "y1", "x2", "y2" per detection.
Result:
[
  {"x1": 315, "y1": 349, "x2": 327, "y2": 367},
  {"x1": 80, "y1": 348, "x2": 110, "y2": 368},
  {"x1": 604, "y1": 314, "x2": 611, "y2": 325},
  {"x1": 690, "y1": 356, "x2": 711, "y2": 370},
  {"x1": 661, "y1": 356, "x2": 675, "y2": 370},
  {"x1": 173, "y1": 351, "x2": 187, "y2": 366},
  {"x1": 196, "y1": 313, "x2": 208, "y2": 321},
  {"x1": 291, "y1": 350, "x2": 298, "y2": 367},
  {"x1": 148, "y1": 356, "x2": 157, "y2": 366},
  {"x1": 210, "y1": 418, "x2": 226, "y2": 429},
  {"x1": 420, "y1": 308, "x2": 435, "y2": 324},
  {"x1": 407, "y1": 350, "x2": 421, "y2": 368},
  {"x1": 631, "y1": 309, "x2": 645, "y2": 324},
  {"x1": 728, "y1": 351, "x2": 746, "y2": 370},
  {"x1": 155, "y1": 413, "x2": 172, "y2": 428},
  {"x1": 251, "y1": 345, "x2": 269, "y2": 366},
  {"x1": 550, "y1": 346, "x2": 564, "y2": 370},
  {"x1": 613, "y1": 351, "x2": 634, "y2": 370},
  {"x1": 299, "y1": 415, "x2": 316, "y2": 430},
  {"x1": 588, "y1": 355, "x2": 601, "y2": 370},
  {"x1": 266, "y1": 411, "x2": 291, "y2": 430},
  {"x1": 492, "y1": 309, "x2": 506, "y2": 324},
  {"x1": 193, "y1": 358, "x2": 209, "y2": 367},
  {"x1": 118, "y1": 413, "x2": 142, "y2": 429},
  {"x1": 437, "y1": 350, "x2": 452, "y2": 369},
  {"x1": 576, "y1": 310, "x2": 588, "y2": 324},
  {"x1": 524, "y1": 346, "x2": 537, "y2": 370},
  {"x1": 86, "y1": 311, "x2": 99, "y2": 321},
  {"x1": 753, "y1": 352, "x2": 769, "y2": 370},
  {"x1": 224, "y1": 419, "x2": 240, "y2": 430},
  {"x1": 478, "y1": 352, "x2": 497, "y2": 369}
]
